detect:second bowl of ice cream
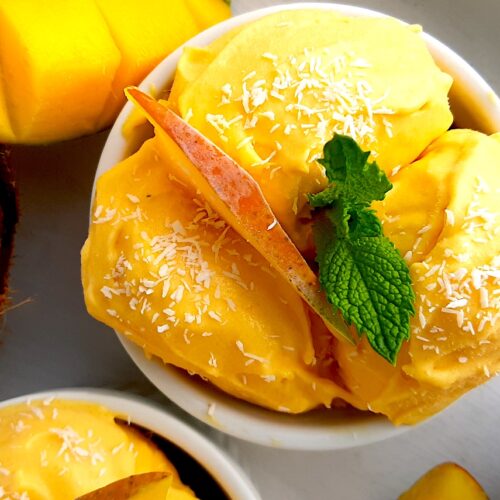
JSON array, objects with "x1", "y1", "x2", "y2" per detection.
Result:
[{"x1": 0, "y1": 389, "x2": 260, "y2": 499}]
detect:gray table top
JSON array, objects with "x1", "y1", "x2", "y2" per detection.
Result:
[{"x1": 2, "y1": 1, "x2": 500, "y2": 499}]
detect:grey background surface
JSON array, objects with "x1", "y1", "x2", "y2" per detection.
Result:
[{"x1": 1, "y1": 1, "x2": 499, "y2": 498}]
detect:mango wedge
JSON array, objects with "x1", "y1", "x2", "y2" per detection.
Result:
[
  {"x1": 77, "y1": 472, "x2": 171, "y2": 500},
  {"x1": 399, "y1": 463, "x2": 488, "y2": 500},
  {"x1": 125, "y1": 87, "x2": 352, "y2": 344}
]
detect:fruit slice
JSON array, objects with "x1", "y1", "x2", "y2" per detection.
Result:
[
  {"x1": 76, "y1": 472, "x2": 171, "y2": 500},
  {"x1": 0, "y1": 0, "x2": 120, "y2": 143},
  {"x1": 125, "y1": 87, "x2": 352, "y2": 343},
  {"x1": 399, "y1": 463, "x2": 488, "y2": 500}
]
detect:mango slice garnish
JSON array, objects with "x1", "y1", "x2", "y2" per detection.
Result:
[
  {"x1": 76, "y1": 472, "x2": 171, "y2": 500},
  {"x1": 399, "y1": 463, "x2": 488, "y2": 500},
  {"x1": 125, "y1": 87, "x2": 352, "y2": 344}
]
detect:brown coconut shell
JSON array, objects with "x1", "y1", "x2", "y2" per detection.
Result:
[{"x1": 0, "y1": 145, "x2": 18, "y2": 312}]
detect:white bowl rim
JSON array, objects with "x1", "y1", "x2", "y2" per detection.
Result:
[
  {"x1": 94, "y1": 2, "x2": 500, "y2": 451},
  {"x1": 0, "y1": 388, "x2": 261, "y2": 500}
]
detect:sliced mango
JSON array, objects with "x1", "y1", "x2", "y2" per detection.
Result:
[
  {"x1": 126, "y1": 87, "x2": 352, "y2": 344},
  {"x1": 0, "y1": 0, "x2": 230, "y2": 144},
  {"x1": 77, "y1": 472, "x2": 171, "y2": 500},
  {"x1": 0, "y1": 0, "x2": 120, "y2": 143},
  {"x1": 399, "y1": 463, "x2": 488, "y2": 500}
]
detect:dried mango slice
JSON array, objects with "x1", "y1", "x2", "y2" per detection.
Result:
[{"x1": 77, "y1": 472, "x2": 171, "y2": 500}]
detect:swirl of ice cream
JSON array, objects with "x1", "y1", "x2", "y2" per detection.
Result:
[
  {"x1": 169, "y1": 9, "x2": 452, "y2": 249},
  {"x1": 335, "y1": 130, "x2": 500, "y2": 424}
]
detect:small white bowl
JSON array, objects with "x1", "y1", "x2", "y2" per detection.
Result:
[
  {"x1": 94, "y1": 3, "x2": 500, "y2": 450},
  {"x1": 0, "y1": 388, "x2": 260, "y2": 499}
]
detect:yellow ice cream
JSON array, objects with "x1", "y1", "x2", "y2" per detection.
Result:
[
  {"x1": 169, "y1": 10, "x2": 453, "y2": 249},
  {"x1": 82, "y1": 134, "x2": 364, "y2": 414},
  {"x1": 335, "y1": 130, "x2": 500, "y2": 424},
  {"x1": 0, "y1": 399, "x2": 195, "y2": 499}
]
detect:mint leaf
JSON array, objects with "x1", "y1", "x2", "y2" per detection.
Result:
[
  {"x1": 316, "y1": 216, "x2": 414, "y2": 363},
  {"x1": 311, "y1": 134, "x2": 415, "y2": 364},
  {"x1": 348, "y1": 207, "x2": 382, "y2": 239},
  {"x1": 308, "y1": 185, "x2": 340, "y2": 209},
  {"x1": 319, "y1": 134, "x2": 392, "y2": 207}
]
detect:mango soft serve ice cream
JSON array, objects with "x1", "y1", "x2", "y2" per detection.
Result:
[
  {"x1": 0, "y1": 399, "x2": 196, "y2": 499},
  {"x1": 168, "y1": 10, "x2": 452, "y2": 250},
  {"x1": 82, "y1": 8, "x2": 499, "y2": 424}
]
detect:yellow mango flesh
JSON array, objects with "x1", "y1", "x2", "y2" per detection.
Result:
[
  {"x1": 0, "y1": 0, "x2": 230, "y2": 144},
  {"x1": 0, "y1": 74, "x2": 14, "y2": 142},
  {"x1": 95, "y1": 0, "x2": 202, "y2": 128},
  {"x1": 185, "y1": 0, "x2": 231, "y2": 31},
  {"x1": 169, "y1": 10, "x2": 452, "y2": 250},
  {"x1": 0, "y1": 399, "x2": 194, "y2": 500},
  {"x1": 81, "y1": 135, "x2": 364, "y2": 413},
  {"x1": 335, "y1": 130, "x2": 500, "y2": 424},
  {"x1": 399, "y1": 463, "x2": 488, "y2": 500},
  {"x1": 128, "y1": 476, "x2": 171, "y2": 500},
  {"x1": 0, "y1": 0, "x2": 120, "y2": 143}
]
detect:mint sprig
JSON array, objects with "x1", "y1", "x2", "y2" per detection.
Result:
[{"x1": 310, "y1": 135, "x2": 415, "y2": 364}]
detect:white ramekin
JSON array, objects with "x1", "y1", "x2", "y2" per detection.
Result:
[
  {"x1": 0, "y1": 388, "x2": 261, "y2": 499},
  {"x1": 94, "y1": 3, "x2": 500, "y2": 450}
]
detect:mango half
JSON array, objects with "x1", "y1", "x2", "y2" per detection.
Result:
[{"x1": 0, "y1": 0, "x2": 230, "y2": 144}]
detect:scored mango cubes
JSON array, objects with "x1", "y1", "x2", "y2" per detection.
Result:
[
  {"x1": 0, "y1": 0, "x2": 230, "y2": 144},
  {"x1": 0, "y1": 0, "x2": 120, "y2": 143}
]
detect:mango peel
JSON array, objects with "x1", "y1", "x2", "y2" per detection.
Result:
[{"x1": 0, "y1": 0, "x2": 230, "y2": 144}]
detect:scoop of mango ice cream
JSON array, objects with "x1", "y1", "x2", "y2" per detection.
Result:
[
  {"x1": 0, "y1": 399, "x2": 195, "y2": 500},
  {"x1": 335, "y1": 129, "x2": 500, "y2": 425},
  {"x1": 81, "y1": 133, "x2": 365, "y2": 414},
  {"x1": 169, "y1": 9, "x2": 453, "y2": 250}
]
